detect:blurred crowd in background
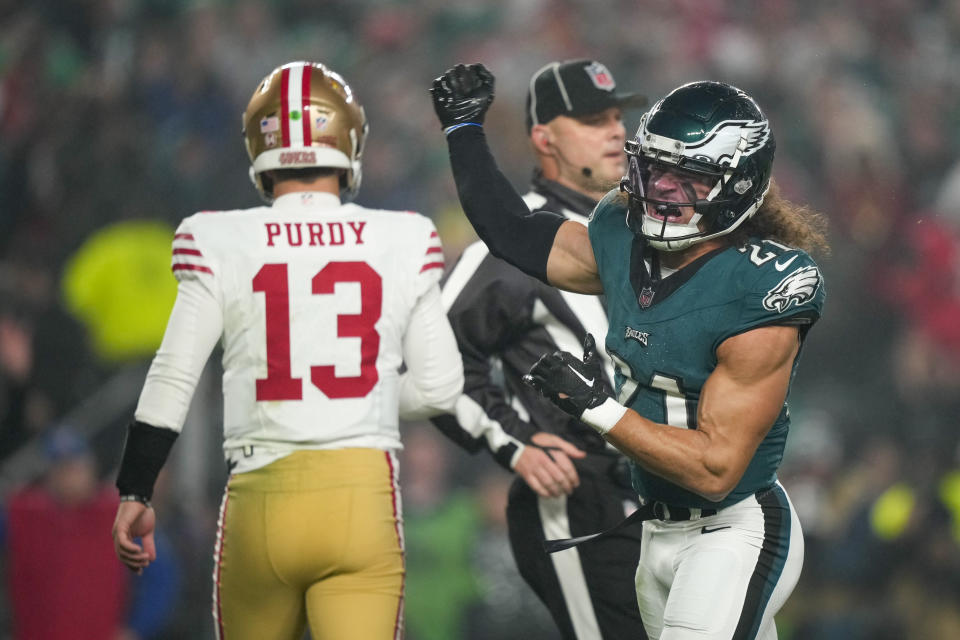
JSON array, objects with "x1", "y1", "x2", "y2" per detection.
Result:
[{"x1": 1, "y1": 0, "x2": 959, "y2": 638}]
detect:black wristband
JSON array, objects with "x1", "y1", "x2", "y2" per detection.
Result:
[
  {"x1": 447, "y1": 127, "x2": 564, "y2": 283},
  {"x1": 115, "y1": 420, "x2": 178, "y2": 500},
  {"x1": 492, "y1": 441, "x2": 520, "y2": 472}
]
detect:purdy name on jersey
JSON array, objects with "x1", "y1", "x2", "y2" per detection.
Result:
[
  {"x1": 263, "y1": 220, "x2": 368, "y2": 248},
  {"x1": 588, "y1": 190, "x2": 825, "y2": 510}
]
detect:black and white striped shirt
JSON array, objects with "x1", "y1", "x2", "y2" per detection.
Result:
[{"x1": 431, "y1": 172, "x2": 620, "y2": 469}]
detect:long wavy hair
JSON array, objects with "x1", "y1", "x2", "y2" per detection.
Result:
[{"x1": 729, "y1": 179, "x2": 830, "y2": 256}]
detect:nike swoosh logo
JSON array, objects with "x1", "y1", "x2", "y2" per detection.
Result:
[
  {"x1": 774, "y1": 255, "x2": 798, "y2": 271},
  {"x1": 567, "y1": 365, "x2": 595, "y2": 388},
  {"x1": 700, "y1": 525, "x2": 731, "y2": 534}
]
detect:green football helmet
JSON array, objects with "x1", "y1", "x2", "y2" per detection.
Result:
[{"x1": 620, "y1": 81, "x2": 775, "y2": 251}]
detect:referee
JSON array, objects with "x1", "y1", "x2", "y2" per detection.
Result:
[{"x1": 432, "y1": 59, "x2": 648, "y2": 640}]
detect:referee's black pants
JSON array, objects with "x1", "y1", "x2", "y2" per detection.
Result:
[{"x1": 506, "y1": 452, "x2": 648, "y2": 640}]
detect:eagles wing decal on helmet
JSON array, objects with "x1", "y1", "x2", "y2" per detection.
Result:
[
  {"x1": 763, "y1": 266, "x2": 822, "y2": 313},
  {"x1": 686, "y1": 120, "x2": 771, "y2": 164}
]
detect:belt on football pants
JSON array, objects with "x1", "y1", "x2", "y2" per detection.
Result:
[{"x1": 543, "y1": 501, "x2": 719, "y2": 554}]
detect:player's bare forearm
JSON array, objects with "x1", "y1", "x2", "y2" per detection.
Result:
[
  {"x1": 605, "y1": 325, "x2": 799, "y2": 501},
  {"x1": 604, "y1": 412, "x2": 734, "y2": 501}
]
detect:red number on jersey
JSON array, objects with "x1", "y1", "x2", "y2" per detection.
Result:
[
  {"x1": 253, "y1": 263, "x2": 303, "y2": 400},
  {"x1": 311, "y1": 261, "x2": 382, "y2": 398},
  {"x1": 253, "y1": 261, "x2": 383, "y2": 401}
]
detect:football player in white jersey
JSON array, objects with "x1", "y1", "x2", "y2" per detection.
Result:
[{"x1": 111, "y1": 61, "x2": 463, "y2": 640}]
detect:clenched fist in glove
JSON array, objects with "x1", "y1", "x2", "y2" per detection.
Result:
[
  {"x1": 523, "y1": 334, "x2": 629, "y2": 435},
  {"x1": 430, "y1": 63, "x2": 495, "y2": 135}
]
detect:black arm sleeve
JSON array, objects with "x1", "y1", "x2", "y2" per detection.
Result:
[
  {"x1": 115, "y1": 420, "x2": 178, "y2": 500},
  {"x1": 447, "y1": 127, "x2": 565, "y2": 283}
]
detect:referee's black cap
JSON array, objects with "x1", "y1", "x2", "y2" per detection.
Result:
[{"x1": 525, "y1": 59, "x2": 647, "y2": 132}]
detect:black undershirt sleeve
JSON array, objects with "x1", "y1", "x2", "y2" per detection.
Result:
[
  {"x1": 115, "y1": 420, "x2": 178, "y2": 500},
  {"x1": 446, "y1": 126, "x2": 565, "y2": 284}
]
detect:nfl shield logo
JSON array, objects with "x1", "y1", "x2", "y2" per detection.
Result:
[
  {"x1": 639, "y1": 286, "x2": 655, "y2": 308},
  {"x1": 585, "y1": 62, "x2": 616, "y2": 91}
]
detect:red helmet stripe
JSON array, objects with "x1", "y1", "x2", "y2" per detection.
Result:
[
  {"x1": 301, "y1": 66, "x2": 312, "y2": 146},
  {"x1": 280, "y1": 67, "x2": 291, "y2": 147}
]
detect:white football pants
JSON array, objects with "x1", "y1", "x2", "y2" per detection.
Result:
[{"x1": 635, "y1": 482, "x2": 803, "y2": 640}]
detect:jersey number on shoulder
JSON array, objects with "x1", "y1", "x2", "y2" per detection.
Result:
[
  {"x1": 610, "y1": 353, "x2": 696, "y2": 429},
  {"x1": 737, "y1": 239, "x2": 791, "y2": 267},
  {"x1": 253, "y1": 261, "x2": 382, "y2": 401}
]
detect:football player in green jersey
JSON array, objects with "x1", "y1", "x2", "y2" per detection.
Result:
[{"x1": 431, "y1": 64, "x2": 829, "y2": 640}]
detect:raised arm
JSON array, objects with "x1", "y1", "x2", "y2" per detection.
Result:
[{"x1": 432, "y1": 64, "x2": 602, "y2": 294}]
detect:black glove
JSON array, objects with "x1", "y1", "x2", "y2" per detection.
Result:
[
  {"x1": 523, "y1": 334, "x2": 611, "y2": 418},
  {"x1": 430, "y1": 63, "x2": 495, "y2": 132}
]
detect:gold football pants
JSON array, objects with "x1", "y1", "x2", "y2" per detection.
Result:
[{"x1": 212, "y1": 448, "x2": 405, "y2": 640}]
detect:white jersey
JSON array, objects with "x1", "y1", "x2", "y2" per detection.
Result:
[{"x1": 135, "y1": 191, "x2": 463, "y2": 472}]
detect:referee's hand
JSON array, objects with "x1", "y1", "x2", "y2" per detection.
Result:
[{"x1": 513, "y1": 432, "x2": 585, "y2": 498}]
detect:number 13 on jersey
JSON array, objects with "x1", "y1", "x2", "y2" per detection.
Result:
[{"x1": 253, "y1": 261, "x2": 383, "y2": 401}]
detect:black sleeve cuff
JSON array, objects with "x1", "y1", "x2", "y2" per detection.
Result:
[
  {"x1": 115, "y1": 420, "x2": 178, "y2": 500},
  {"x1": 492, "y1": 441, "x2": 520, "y2": 471}
]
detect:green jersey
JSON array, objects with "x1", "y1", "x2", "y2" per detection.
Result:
[{"x1": 588, "y1": 192, "x2": 825, "y2": 510}]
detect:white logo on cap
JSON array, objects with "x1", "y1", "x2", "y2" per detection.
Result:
[{"x1": 585, "y1": 62, "x2": 616, "y2": 91}]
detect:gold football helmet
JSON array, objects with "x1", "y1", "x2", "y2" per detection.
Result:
[{"x1": 243, "y1": 61, "x2": 369, "y2": 202}]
